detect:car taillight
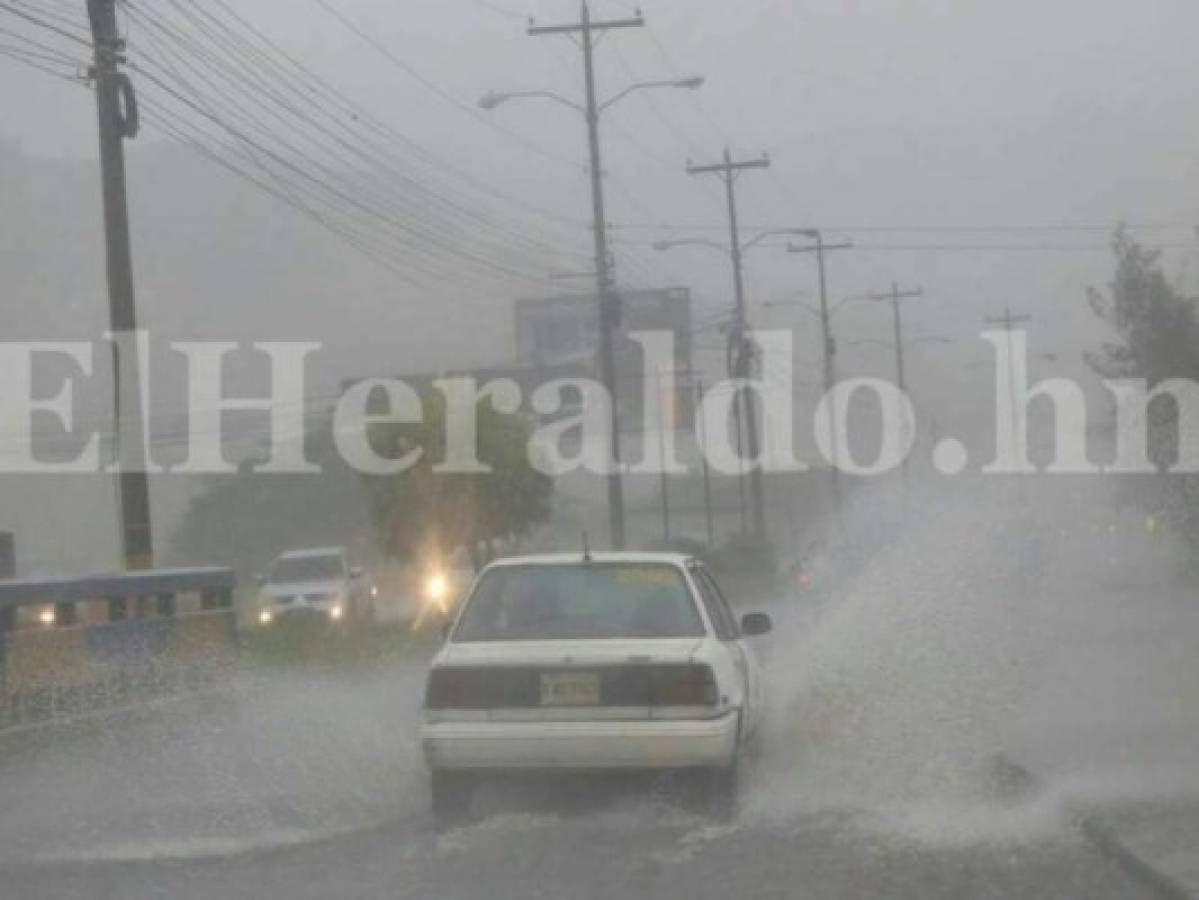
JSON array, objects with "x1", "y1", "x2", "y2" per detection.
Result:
[
  {"x1": 650, "y1": 664, "x2": 717, "y2": 706},
  {"x1": 425, "y1": 668, "x2": 468, "y2": 709},
  {"x1": 424, "y1": 663, "x2": 718, "y2": 709}
]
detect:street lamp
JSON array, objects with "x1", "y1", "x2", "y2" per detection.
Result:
[
  {"x1": 652, "y1": 237, "x2": 728, "y2": 254},
  {"x1": 480, "y1": 77, "x2": 704, "y2": 115},
  {"x1": 480, "y1": 68, "x2": 704, "y2": 550},
  {"x1": 478, "y1": 89, "x2": 582, "y2": 112},
  {"x1": 652, "y1": 227, "x2": 809, "y2": 258}
]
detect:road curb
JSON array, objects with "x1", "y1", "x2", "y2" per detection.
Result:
[{"x1": 993, "y1": 756, "x2": 1193, "y2": 900}]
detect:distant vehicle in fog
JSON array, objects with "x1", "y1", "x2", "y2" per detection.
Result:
[
  {"x1": 420, "y1": 551, "x2": 772, "y2": 823},
  {"x1": 256, "y1": 546, "x2": 373, "y2": 626}
]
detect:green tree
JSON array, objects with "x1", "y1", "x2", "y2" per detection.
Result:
[
  {"x1": 360, "y1": 390, "x2": 552, "y2": 568},
  {"x1": 1087, "y1": 227, "x2": 1199, "y2": 387},
  {"x1": 170, "y1": 422, "x2": 372, "y2": 575},
  {"x1": 1088, "y1": 227, "x2": 1199, "y2": 549}
]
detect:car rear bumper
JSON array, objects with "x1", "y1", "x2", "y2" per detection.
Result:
[{"x1": 421, "y1": 710, "x2": 739, "y2": 771}]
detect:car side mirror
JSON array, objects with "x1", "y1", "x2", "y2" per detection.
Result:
[{"x1": 740, "y1": 612, "x2": 772, "y2": 637}]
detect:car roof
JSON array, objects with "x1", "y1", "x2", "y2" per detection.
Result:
[
  {"x1": 276, "y1": 546, "x2": 346, "y2": 560},
  {"x1": 484, "y1": 551, "x2": 694, "y2": 569}
]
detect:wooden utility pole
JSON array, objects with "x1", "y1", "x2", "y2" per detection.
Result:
[
  {"x1": 694, "y1": 378, "x2": 715, "y2": 548},
  {"x1": 788, "y1": 232, "x2": 852, "y2": 496},
  {"x1": 87, "y1": 0, "x2": 153, "y2": 569},
  {"x1": 686, "y1": 148, "x2": 770, "y2": 541},
  {"x1": 526, "y1": 3, "x2": 644, "y2": 550},
  {"x1": 868, "y1": 283, "x2": 924, "y2": 476}
]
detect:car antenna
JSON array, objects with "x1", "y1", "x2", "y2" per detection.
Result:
[{"x1": 581, "y1": 531, "x2": 591, "y2": 563}]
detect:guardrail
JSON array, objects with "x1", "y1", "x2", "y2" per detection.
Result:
[{"x1": 0, "y1": 568, "x2": 237, "y2": 732}]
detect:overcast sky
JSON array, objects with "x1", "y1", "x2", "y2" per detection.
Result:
[
  {"x1": 6, "y1": 0, "x2": 1199, "y2": 348},
  {"x1": 2, "y1": 0, "x2": 1198, "y2": 567}
]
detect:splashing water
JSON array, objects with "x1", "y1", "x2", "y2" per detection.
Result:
[{"x1": 746, "y1": 474, "x2": 1190, "y2": 845}]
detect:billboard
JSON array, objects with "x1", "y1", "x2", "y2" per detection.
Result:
[{"x1": 513, "y1": 287, "x2": 693, "y2": 429}]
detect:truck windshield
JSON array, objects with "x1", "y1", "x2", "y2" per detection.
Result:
[
  {"x1": 453, "y1": 563, "x2": 704, "y2": 641},
  {"x1": 270, "y1": 555, "x2": 343, "y2": 583}
]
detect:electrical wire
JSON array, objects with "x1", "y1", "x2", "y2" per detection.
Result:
[{"x1": 126, "y1": 3, "x2": 585, "y2": 270}]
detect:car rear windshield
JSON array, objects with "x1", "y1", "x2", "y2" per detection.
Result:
[
  {"x1": 452, "y1": 563, "x2": 704, "y2": 641},
  {"x1": 269, "y1": 555, "x2": 343, "y2": 582}
]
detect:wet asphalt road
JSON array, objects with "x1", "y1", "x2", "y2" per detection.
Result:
[
  {"x1": 0, "y1": 795, "x2": 1180, "y2": 900},
  {"x1": 0, "y1": 666, "x2": 1185, "y2": 900},
  {"x1": 2, "y1": 484, "x2": 1196, "y2": 900}
]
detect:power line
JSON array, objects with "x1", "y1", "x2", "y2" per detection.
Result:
[
  {"x1": 127, "y1": 52, "x2": 577, "y2": 295},
  {"x1": 610, "y1": 220, "x2": 1199, "y2": 235},
  {"x1": 197, "y1": 0, "x2": 591, "y2": 234},
  {"x1": 127, "y1": 3, "x2": 585, "y2": 265},
  {"x1": 308, "y1": 0, "x2": 581, "y2": 171},
  {"x1": 0, "y1": 43, "x2": 86, "y2": 83},
  {"x1": 120, "y1": 1, "x2": 594, "y2": 290},
  {"x1": 0, "y1": 0, "x2": 90, "y2": 47}
]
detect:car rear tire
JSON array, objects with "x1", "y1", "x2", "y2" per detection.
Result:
[
  {"x1": 676, "y1": 763, "x2": 738, "y2": 819},
  {"x1": 705, "y1": 765, "x2": 739, "y2": 820},
  {"x1": 431, "y1": 770, "x2": 474, "y2": 827}
]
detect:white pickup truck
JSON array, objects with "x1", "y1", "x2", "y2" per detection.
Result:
[{"x1": 257, "y1": 546, "x2": 373, "y2": 626}]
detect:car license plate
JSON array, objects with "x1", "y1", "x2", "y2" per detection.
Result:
[{"x1": 540, "y1": 671, "x2": 600, "y2": 706}]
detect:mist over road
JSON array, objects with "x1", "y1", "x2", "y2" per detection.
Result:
[{"x1": 1, "y1": 478, "x2": 1195, "y2": 899}]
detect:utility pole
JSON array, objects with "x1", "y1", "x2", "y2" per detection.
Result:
[
  {"x1": 694, "y1": 377, "x2": 715, "y2": 549},
  {"x1": 868, "y1": 282, "x2": 923, "y2": 476},
  {"x1": 866, "y1": 283, "x2": 924, "y2": 400},
  {"x1": 654, "y1": 364, "x2": 671, "y2": 542},
  {"x1": 686, "y1": 148, "x2": 770, "y2": 541},
  {"x1": 86, "y1": 0, "x2": 153, "y2": 571},
  {"x1": 526, "y1": 3, "x2": 643, "y2": 551},
  {"x1": 788, "y1": 232, "x2": 852, "y2": 497},
  {"x1": 985, "y1": 306, "x2": 1032, "y2": 466}
]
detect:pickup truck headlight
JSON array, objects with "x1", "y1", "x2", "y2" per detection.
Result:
[{"x1": 425, "y1": 572, "x2": 448, "y2": 609}]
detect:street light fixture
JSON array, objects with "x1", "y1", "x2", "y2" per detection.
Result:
[
  {"x1": 480, "y1": 77, "x2": 703, "y2": 116},
  {"x1": 652, "y1": 227, "x2": 810, "y2": 257},
  {"x1": 652, "y1": 237, "x2": 728, "y2": 254},
  {"x1": 478, "y1": 89, "x2": 582, "y2": 112},
  {"x1": 598, "y1": 76, "x2": 704, "y2": 111}
]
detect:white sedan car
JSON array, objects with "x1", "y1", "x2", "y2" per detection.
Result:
[{"x1": 420, "y1": 552, "x2": 772, "y2": 820}]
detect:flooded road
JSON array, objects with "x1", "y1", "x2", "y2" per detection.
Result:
[{"x1": 1, "y1": 480, "x2": 1196, "y2": 899}]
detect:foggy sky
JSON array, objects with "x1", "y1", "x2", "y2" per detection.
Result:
[{"x1": 1, "y1": 0, "x2": 1198, "y2": 570}]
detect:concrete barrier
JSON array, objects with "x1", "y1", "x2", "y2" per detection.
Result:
[{"x1": 0, "y1": 568, "x2": 237, "y2": 731}]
